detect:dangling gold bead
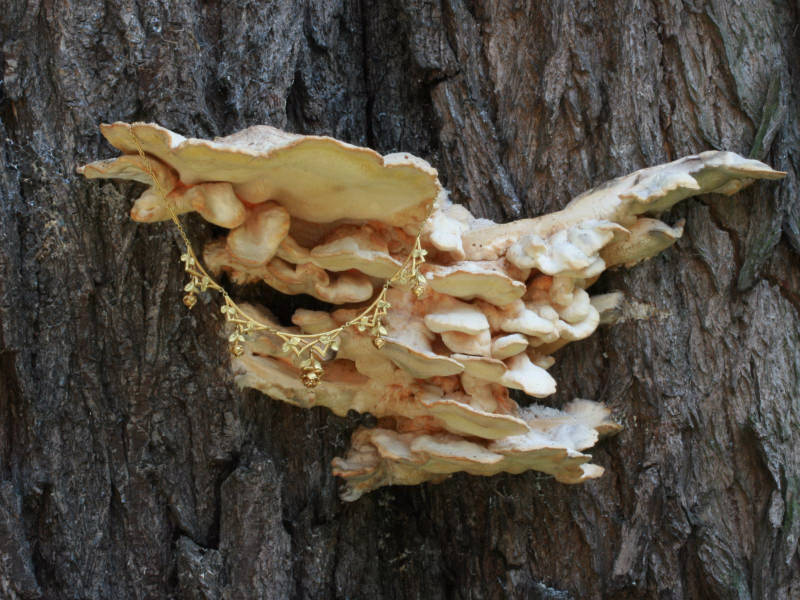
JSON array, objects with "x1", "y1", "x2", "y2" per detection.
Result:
[
  {"x1": 183, "y1": 293, "x2": 197, "y2": 309},
  {"x1": 230, "y1": 343, "x2": 245, "y2": 357},
  {"x1": 301, "y1": 364, "x2": 323, "y2": 388},
  {"x1": 373, "y1": 336, "x2": 386, "y2": 349},
  {"x1": 413, "y1": 284, "x2": 425, "y2": 298}
]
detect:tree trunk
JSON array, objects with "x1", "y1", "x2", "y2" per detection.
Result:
[{"x1": 1, "y1": 1, "x2": 798, "y2": 598}]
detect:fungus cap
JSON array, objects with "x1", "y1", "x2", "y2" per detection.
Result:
[{"x1": 97, "y1": 121, "x2": 440, "y2": 229}]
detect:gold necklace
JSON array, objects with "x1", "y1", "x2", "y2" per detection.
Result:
[{"x1": 128, "y1": 126, "x2": 434, "y2": 388}]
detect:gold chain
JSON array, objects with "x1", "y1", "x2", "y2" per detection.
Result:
[{"x1": 128, "y1": 125, "x2": 434, "y2": 388}]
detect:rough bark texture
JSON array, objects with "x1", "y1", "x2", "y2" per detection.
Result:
[{"x1": 1, "y1": 1, "x2": 798, "y2": 598}]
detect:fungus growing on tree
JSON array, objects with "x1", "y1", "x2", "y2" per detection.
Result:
[{"x1": 80, "y1": 122, "x2": 785, "y2": 500}]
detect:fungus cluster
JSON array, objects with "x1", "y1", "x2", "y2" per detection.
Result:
[{"x1": 80, "y1": 122, "x2": 784, "y2": 500}]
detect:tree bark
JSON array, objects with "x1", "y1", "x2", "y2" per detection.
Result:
[{"x1": 1, "y1": 1, "x2": 798, "y2": 598}]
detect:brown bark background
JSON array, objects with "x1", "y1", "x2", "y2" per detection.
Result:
[{"x1": 1, "y1": 1, "x2": 799, "y2": 598}]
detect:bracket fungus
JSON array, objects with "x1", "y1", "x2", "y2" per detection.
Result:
[{"x1": 80, "y1": 122, "x2": 785, "y2": 500}]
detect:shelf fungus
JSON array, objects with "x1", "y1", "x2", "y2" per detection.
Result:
[{"x1": 80, "y1": 122, "x2": 785, "y2": 500}]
